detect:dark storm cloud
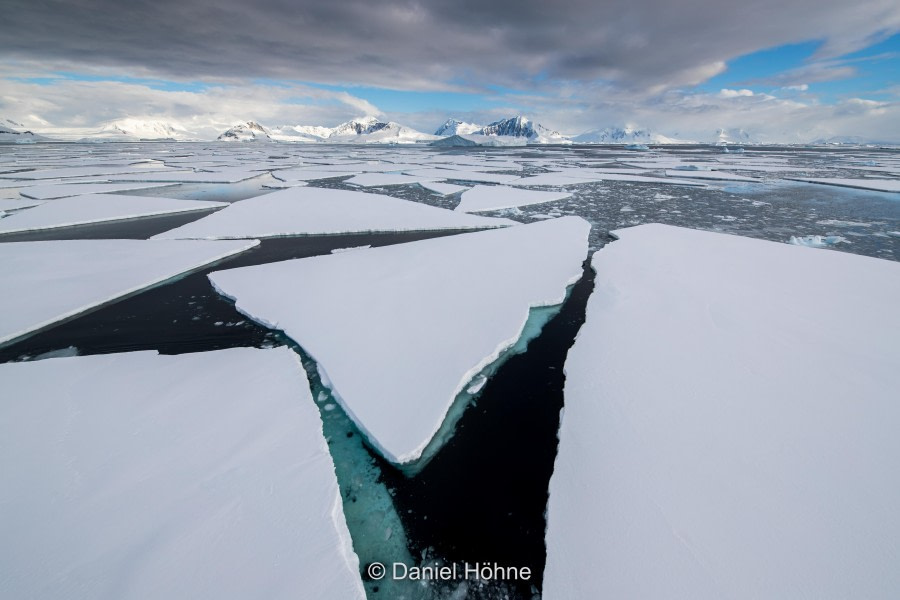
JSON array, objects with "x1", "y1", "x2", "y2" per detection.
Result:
[{"x1": 3, "y1": 0, "x2": 899, "y2": 92}]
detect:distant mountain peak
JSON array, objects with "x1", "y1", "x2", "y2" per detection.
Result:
[
  {"x1": 217, "y1": 121, "x2": 273, "y2": 142},
  {"x1": 474, "y1": 115, "x2": 568, "y2": 143},
  {"x1": 434, "y1": 118, "x2": 482, "y2": 136}
]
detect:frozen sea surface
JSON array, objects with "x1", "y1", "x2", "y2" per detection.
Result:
[
  {"x1": 0, "y1": 347, "x2": 365, "y2": 600},
  {"x1": 545, "y1": 224, "x2": 900, "y2": 599},
  {"x1": 1, "y1": 141, "x2": 898, "y2": 600}
]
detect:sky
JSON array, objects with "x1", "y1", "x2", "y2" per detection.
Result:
[{"x1": 2, "y1": 0, "x2": 898, "y2": 142}]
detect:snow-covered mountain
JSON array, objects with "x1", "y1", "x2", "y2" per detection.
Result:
[
  {"x1": 217, "y1": 121, "x2": 273, "y2": 142},
  {"x1": 217, "y1": 116, "x2": 436, "y2": 144},
  {"x1": 0, "y1": 124, "x2": 49, "y2": 144},
  {"x1": 97, "y1": 119, "x2": 191, "y2": 141},
  {"x1": 326, "y1": 116, "x2": 436, "y2": 143},
  {"x1": 434, "y1": 118, "x2": 482, "y2": 136},
  {"x1": 713, "y1": 128, "x2": 757, "y2": 145},
  {"x1": 573, "y1": 126, "x2": 688, "y2": 145},
  {"x1": 473, "y1": 116, "x2": 570, "y2": 144}
]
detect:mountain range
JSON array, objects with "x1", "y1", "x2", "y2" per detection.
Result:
[{"x1": 2, "y1": 116, "x2": 892, "y2": 146}]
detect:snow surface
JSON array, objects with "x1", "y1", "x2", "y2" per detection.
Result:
[
  {"x1": 0, "y1": 239, "x2": 258, "y2": 346},
  {"x1": 788, "y1": 177, "x2": 900, "y2": 193},
  {"x1": 20, "y1": 182, "x2": 175, "y2": 200},
  {"x1": 345, "y1": 173, "x2": 438, "y2": 187},
  {"x1": 0, "y1": 347, "x2": 365, "y2": 600},
  {"x1": 544, "y1": 223, "x2": 900, "y2": 599},
  {"x1": 594, "y1": 172, "x2": 707, "y2": 186},
  {"x1": 209, "y1": 217, "x2": 590, "y2": 464},
  {"x1": 152, "y1": 187, "x2": 515, "y2": 239},
  {"x1": 664, "y1": 169, "x2": 760, "y2": 182},
  {"x1": 419, "y1": 181, "x2": 469, "y2": 196},
  {"x1": 0, "y1": 194, "x2": 225, "y2": 234},
  {"x1": 455, "y1": 184, "x2": 572, "y2": 212}
]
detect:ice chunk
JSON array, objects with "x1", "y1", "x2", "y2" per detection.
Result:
[
  {"x1": 105, "y1": 168, "x2": 260, "y2": 183},
  {"x1": 664, "y1": 169, "x2": 760, "y2": 182},
  {"x1": 0, "y1": 194, "x2": 226, "y2": 234},
  {"x1": 20, "y1": 182, "x2": 176, "y2": 200},
  {"x1": 788, "y1": 177, "x2": 900, "y2": 193},
  {"x1": 455, "y1": 184, "x2": 572, "y2": 213},
  {"x1": 592, "y1": 172, "x2": 706, "y2": 186},
  {"x1": 0, "y1": 347, "x2": 365, "y2": 599},
  {"x1": 545, "y1": 224, "x2": 900, "y2": 599},
  {"x1": 788, "y1": 234, "x2": 849, "y2": 248},
  {"x1": 419, "y1": 181, "x2": 469, "y2": 196},
  {"x1": 152, "y1": 186, "x2": 515, "y2": 239},
  {"x1": 345, "y1": 173, "x2": 439, "y2": 187},
  {"x1": 209, "y1": 217, "x2": 590, "y2": 465},
  {"x1": 510, "y1": 173, "x2": 604, "y2": 186},
  {"x1": 0, "y1": 239, "x2": 258, "y2": 346}
]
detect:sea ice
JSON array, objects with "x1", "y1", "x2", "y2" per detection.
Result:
[
  {"x1": 419, "y1": 181, "x2": 469, "y2": 196},
  {"x1": 0, "y1": 238, "x2": 258, "y2": 346},
  {"x1": 20, "y1": 182, "x2": 176, "y2": 199},
  {"x1": 788, "y1": 177, "x2": 900, "y2": 193},
  {"x1": 455, "y1": 185, "x2": 572, "y2": 213},
  {"x1": 544, "y1": 223, "x2": 900, "y2": 599},
  {"x1": 208, "y1": 217, "x2": 590, "y2": 465},
  {"x1": 345, "y1": 172, "x2": 439, "y2": 187},
  {"x1": 152, "y1": 186, "x2": 515, "y2": 239},
  {"x1": 664, "y1": 169, "x2": 760, "y2": 182},
  {"x1": 0, "y1": 347, "x2": 365, "y2": 599},
  {"x1": 788, "y1": 234, "x2": 849, "y2": 248},
  {"x1": 0, "y1": 194, "x2": 226, "y2": 234}
]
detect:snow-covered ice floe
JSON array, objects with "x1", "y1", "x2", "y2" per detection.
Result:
[
  {"x1": 664, "y1": 169, "x2": 760, "y2": 182},
  {"x1": 788, "y1": 177, "x2": 900, "y2": 193},
  {"x1": 19, "y1": 182, "x2": 176, "y2": 200},
  {"x1": 0, "y1": 239, "x2": 258, "y2": 346},
  {"x1": 153, "y1": 186, "x2": 515, "y2": 239},
  {"x1": 455, "y1": 184, "x2": 572, "y2": 213},
  {"x1": 209, "y1": 217, "x2": 590, "y2": 466},
  {"x1": 0, "y1": 347, "x2": 365, "y2": 600},
  {"x1": 419, "y1": 181, "x2": 469, "y2": 196},
  {"x1": 544, "y1": 223, "x2": 900, "y2": 599},
  {"x1": 0, "y1": 194, "x2": 226, "y2": 234}
]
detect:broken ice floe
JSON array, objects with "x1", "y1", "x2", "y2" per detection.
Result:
[
  {"x1": 0, "y1": 238, "x2": 258, "y2": 346},
  {"x1": 209, "y1": 217, "x2": 590, "y2": 466},
  {"x1": 152, "y1": 186, "x2": 515, "y2": 239},
  {"x1": 0, "y1": 347, "x2": 365, "y2": 599},
  {"x1": 455, "y1": 185, "x2": 572, "y2": 213},
  {"x1": 0, "y1": 194, "x2": 226, "y2": 234},
  {"x1": 788, "y1": 234, "x2": 849, "y2": 248},
  {"x1": 19, "y1": 182, "x2": 176, "y2": 200},
  {"x1": 544, "y1": 223, "x2": 900, "y2": 599},
  {"x1": 788, "y1": 177, "x2": 900, "y2": 193}
]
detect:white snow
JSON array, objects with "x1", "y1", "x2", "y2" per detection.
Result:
[
  {"x1": 455, "y1": 185, "x2": 572, "y2": 213},
  {"x1": 152, "y1": 186, "x2": 515, "y2": 239},
  {"x1": 788, "y1": 177, "x2": 900, "y2": 193},
  {"x1": 419, "y1": 181, "x2": 469, "y2": 196},
  {"x1": 20, "y1": 182, "x2": 176, "y2": 200},
  {"x1": 0, "y1": 194, "x2": 226, "y2": 234},
  {"x1": 664, "y1": 169, "x2": 761, "y2": 182},
  {"x1": 209, "y1": 217, "x2": 590, "y2": 465},
  {"x1": 345, "y1": 173, "x2": 438, "y2": 187},
  {"x1": 544, "y1": 223, "x2": 900, "y2": 599},
  {"x1": 510, "y1": 173, "x2": 605, "y2": 187},
  {"x1": 595, "y1": 172, "x2": 707, "y2": 186},
  {"x1": 0, "y1": 239, "x2": 258, "y2": 346},
  {"x1": 403, "y1": 168, "x2": 522, "y2": 185},
  {"x1": 0, "y1": 347, "x2": 365, "y2": 600},
  {"x1": 0, "y1": 198, "x2": 45, "y2": 211},
  {"x1": 106, "y1": 169, "x2": 261, "y2": 184}
]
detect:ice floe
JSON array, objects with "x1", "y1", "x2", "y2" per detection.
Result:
[
  {"x1": 545, "y1": 223, "x2": 900, "y2": 599},
  {"x1": 788, "y1": 177, "x2": 900, "y2": 193},
  {"x1": 788, "y1": 234, "x2": 850, "y2": 248},
  {"x1": 664, "y1": 169, "x2": 760, "y2": 182},
  {"x1": 0, "y1": 239, "x2": 258, "y2": 346},
  {"x1": 209, "y1": 217, "x2": 590, "y2": 465},
  {"x1": 19, "y1": 182, "x2": 176, "y2": 200},
  {"x1": 0, "y1": 347, "x2": 365, "y2": 599},
  {"x1": 455, "y1": 185, "x2": 572, "y2": 213},
  {"x1": 419, "y1": 181, "x2": 469, "y2": 196},
  {"x1": 0, "y1": 194, "x2": 226, "y2": 234},
  {"x1": 153, "y1": 186, "x2": 514, "y2": 239}
]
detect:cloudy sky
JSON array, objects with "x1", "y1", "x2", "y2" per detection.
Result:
[{"x1": 2, "y1": 0, "x2": 898, "y2": 141}]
